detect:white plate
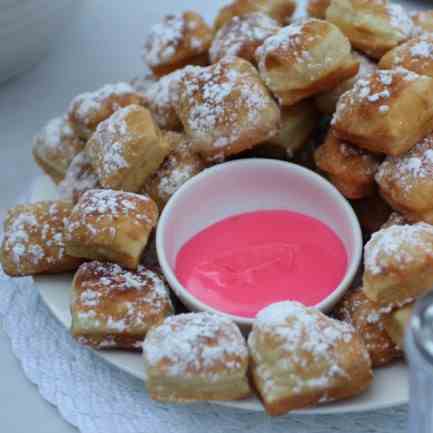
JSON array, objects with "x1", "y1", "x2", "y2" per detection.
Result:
[{"x1": 31, "y1": 175, "x2": 408, "y2": 414}]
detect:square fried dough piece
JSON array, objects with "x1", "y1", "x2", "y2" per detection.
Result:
[
  {"x1": 307, "y1": 0, "x2": 331, "y2": 19},
  {"x1": 86, "y1": 105, "x2": 171, "y2": 192},
  {"x1": 256, "y1": 18, "x2": 359, "y2": 106},
  {"x1": 142, "y1": 312, "x2": 251, "y2": 402},
  {"x1": 266, "y1": 100, "x2": 319, "y2": 157},
  {"x1": 248, "y1": 301, "x2": 372, "y2": 415},
  {"x1": 213, "y1": 0, "x2": 296, "y2": 32},
  {"x1": 383, "y1": 303, "x2": 413, "y2": 349},
  {"x1": 65, "y1": 189, "x2": 158, "y2": 270},
  {"x1": 363, "y1": 223, "x2": 433, "y2": 307},
  {"x1": 411, "y1": 10, "x2": 433, "y2": 36},
  {"x1": 58, "y1": 152, "x2": 100, "y2": 204},
  {"x1": 376, "y1": 134, "x2": 433, "y2": 224},
  {"x1": 32, "y1": 116, "x2": 85, "y2": 184},
  {"x1": 326, "y1": 0, "x2": 413, "y2": 59},
  {"x1": 210, "y1": 13, "x2": 280, "y2": 65},
  {"x1": 71, "y1": 261, "x2": 173, "y2": 350},
  {"x1": 177, "y1": 56, "x2": 280, "y2": 161},
  {"x1": 316, "y1": 52, "x2": 376, "y2": 116},
  {"x1": 2, "y1": 201, "x2": 82, "y2": 277},
  {"x1": 142, "y1": 69, "x2": 184, "y2": 131},
  {"x1": 379, "y1": 35, "x2": 433, "y2": 79},
  {"x1": 333, "y1": 68, "x2": 433, "y2": 156},
  {"x1": 141, "y1": 132, "x2": 207, "y2": 209},
  {"x1": 314, "y1": 130, "x2": 380, "y2": 199},
  {"x1": 143, "y1": 12, "x2": 212, "y2": 78},
  {"x1": 333, "y1": 287, "x2": 402, "y2": 367},
  {"x1": 68, "y1": 82, "x2": 144, "y2": 139}
]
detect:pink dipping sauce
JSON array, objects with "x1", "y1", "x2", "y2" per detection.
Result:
[{"x1": 175, "y1": 210, "x2": 348, "y2": 318}]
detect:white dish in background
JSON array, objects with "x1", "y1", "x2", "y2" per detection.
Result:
[
  {"x1": 0, "y1": 0, "x2": 76, "y2": 83},
  {"x1": 31, "y1": 175, "x2": 408, "y2": 415},
  {"x1": 156, "y1": 159, "x2": 363, "y2": 328}
]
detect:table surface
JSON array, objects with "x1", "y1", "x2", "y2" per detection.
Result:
[{"x1": 0, "y1": 0, "x2": 425, "y2": 432}]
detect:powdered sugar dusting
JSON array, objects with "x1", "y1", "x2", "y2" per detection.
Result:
[
  {"x1": 387, "y1": 3, "x2": 414, "y2": 38},
  {"x1": 364, "y1": 223, "x2": 433, "y2": 276},
  {"x1": 143, "y1": 312, "x2": 248, "y2": 380}
]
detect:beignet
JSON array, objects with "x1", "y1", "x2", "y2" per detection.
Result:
[
  {"x1": 210, "y1": 13, "x2": 280, "y2": 65},
  {"x1": 376, "y1": 133, "x2": 433, "y2": 224},
  {"x1": 307, "y1": 0, "x2": 331, "y2": 19},
  {"x1": 383, "y1": 303, "x2": 413, "y2": 349},
  {"x1": 2, "y1": 201, "x2": 81, "y2": 277},
  {"x1": 314, "y1": 130, "x2": 380, "y2": 199},
  {"x1": 213, "y1": 0, "x2": 296, "y2": 32},
  {"x1": 266, "y1": 100, "x2": 319, "y2": 158},
  {"x1": 315, "y1": 52, "x2": 376, "y2": 116},
  {"x1": 143, "y1": 12, "x2": 212, "y2": 78},
  {"x1": 71, "y1": 261, "x2": 173, "y2": 350},
  {"x1": 256, "y1": 19, "x2": 359, "y2": 106},
  {"x1": 68, "y1": 82, "x2": 144, "y2": 139},
  {"x1": 141, "y1": 132, "x2": 207, "y2": 209},
  {"x1": 142, "y1": 69, "x2": 184, "y2": 131},
  {"x1": 411, "y1": 10, "x2": 433, "y2": 36},
  {"x1": 379, "y1": 35, "x2": 433, "y2": 78},
  {"x1": 381, "y1": 211, "x2": 409, "y2": 230},
  {"x1": 177, "y1": 56, "x2": 280, "y2": 161},
  {"x1": 65, "y1": 189, "x2": 158, "y2": 270},
  {"x1": 32, "y1": 116, "x2": 85, "y2": 184},
  {"x1": 326, "y1": 0, "x2": 413, "y2": 59},
  {"x1": 142, "y1": 312, "x2": 251, "y2": 402},
  {"x1": 363, "y1": 222, "x2": 433, "y2": 307},
  {"x1": 86, "y1": 105, "x2": 171, "y2": 192},
  {"x1": 58, "y1": 151, "x2": 100, "y2": 203},
  {"x1": 333, "y1": 68, "x2": 433, "y2": 156},
  {"x1": 248, "y1": 301, "x2": 373, "y2": 415},
  {"x1": 334, "y1": 287, "x2": 402, "y2": 367}
]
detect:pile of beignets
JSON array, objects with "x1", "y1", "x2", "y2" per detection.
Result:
[{"x1": 3, "y1": 0, "x2": 433, "y2": 416}]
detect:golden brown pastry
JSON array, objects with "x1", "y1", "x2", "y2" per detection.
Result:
[
  {"x1": 351, "y1": 192, "x2": 392, "y2": 236},
  {"x1": 326, "y1": 0, "x2": 413, "y2": 59},
  {"x1": 142, "y1": 312, "x2": 251, "y2": 402},
  {"x1": 381, "y1": 212, "x2": 409, "y2": 230},
  {"x1": 32, "y1": 116, "x2": 85, "y2": 184},
  {"x1": 411, "y1": 10, "x2": 433, "y2": 36},
  {"x1": 177, "y1": 57, "x2": 280, "y2": 161},
  {"x1": 379, "y1": 35, "x2": 433, "y2": 78},
  {"x1": 213, "y1": 0, "x2": 296, "y2": 32},
  {"x1": 315, "y1": 52, "x2": 376, "y2": 116},
  {"x1": 210, "y1": 13, "x2": 280, "y2": 65},
  {"x1": 314, "y1": 130, "x2": 380, "y2": 199},
  {"x1": 86, "y1": 105, "x2": 171, "y2": 192},
  {"x1": 142, "y1": 69, "x2": 184, "y2": 131},
  {"x1": 256, "y1": 19, "x2": 359, "y2": 106},
  {"x1": 68, "y1": 82, "x2": 144, "y2": 139},
  {"x1": 248, "y1": 301, "x2": 372, "y2": 415},
  {"x1": 383, "y1": 303, "x2": 413, "y2": 349},
  {"x1": 143, "y1": 12, "x2": 212, "y2": 78},
  {"x1": 265, "y1": 101, "x2": 319, "y2": 157},
  {"x1": 307, "y1": 0, "x2": 330, "y2": 18},
  {"x1": 65, "y1": 189, "x2": 158, "y2": 270},
  {"x1": 141, "y1": 132, "x2": 207, "y2": 209},
  {"x1": 375, "y1": 133, "x2": 433, "y2": 224},
  {"x1": 71, "y1": 261, "x2": 173, "y2": 350},
  {"x1": 334, "y1": 287, "x2": 402, "y2": 367},
  {"x1": 333, "y1": 68, "x2": 433, "y2": 156},
  {"x1": 363, "y1": 222, "x2": 433, "y2": 307},
  {"x1": 58, "y1": 152, "x2": 100, "y2": 203},
  {"x1": 1, "y1": 201, "x2": 82, "y2": 277}
]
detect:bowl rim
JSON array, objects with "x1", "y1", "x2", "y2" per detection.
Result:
[{"x1": 156, "y1": 158, "x2": 363, "y2": 328}]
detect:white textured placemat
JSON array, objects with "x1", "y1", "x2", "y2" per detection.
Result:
[{"x1": 0, "y1": 268, "x2": 407, "y2": 433}]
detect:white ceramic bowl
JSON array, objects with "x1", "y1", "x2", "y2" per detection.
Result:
[
  {"x1": 0, "y1": 0, "x2": 76, "y2": 83},
  {"x1": 157, "y1": 158, "x2": 363, "y2": 328}
]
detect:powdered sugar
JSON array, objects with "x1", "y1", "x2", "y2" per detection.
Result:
[
  {"x1": 386, "y1": 3, "x2": 414, "y2": 38},
  {"x1": 143, "y1": 312, "x2": 247, "y2": 380},
  {"x1": 364, "y1": 223, "x2": 433, "y2": 276}
]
